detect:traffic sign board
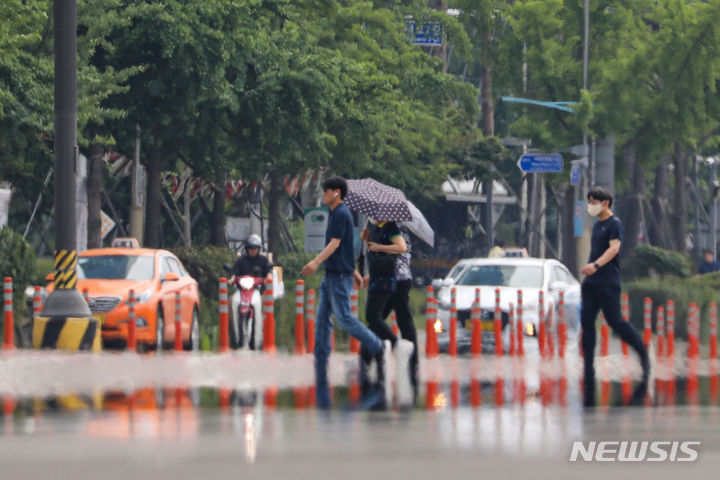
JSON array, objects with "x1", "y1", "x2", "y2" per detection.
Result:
[
  {"x1": 570, "y1": 166, "x2": 581, "y2": 185},
  {"x1": 517, "y1": 153, "x2": 563, "y2": 173},
  {"x1": 405, "y1": 21, "x2": 443, "y2": 45}
]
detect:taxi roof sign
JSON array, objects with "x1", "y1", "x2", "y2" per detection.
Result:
[{"x1": 111, "y1": 237, "x2": 140, "y2": 248}]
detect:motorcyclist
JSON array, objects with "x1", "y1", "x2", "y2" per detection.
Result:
[
  {"x1": 229, "y1": 234, "x2": 273, "y2": 348},
  {"x1": 230, "y1": 234, "x2": 273, "y2": 284}
]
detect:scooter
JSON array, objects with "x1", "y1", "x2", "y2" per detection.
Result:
[{"x1": 229, "y1": 275, "x2": 264, "y2": 350}]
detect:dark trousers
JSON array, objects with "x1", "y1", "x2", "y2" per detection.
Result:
[
  {"x1": 581, "y1": 282, "x2": 649, "y2": 405},
  {"x1": 382, "y1": 280, "x2": 418, "y2": 385},
  {"x1": 360, "y1": 289, "x2": 396, "y2": 362}
]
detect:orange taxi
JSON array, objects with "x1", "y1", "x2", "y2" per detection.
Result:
[{"x1": 45, "y1": 241, "x2": 201, "y2": 350}]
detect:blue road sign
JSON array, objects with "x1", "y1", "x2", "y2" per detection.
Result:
[
  {"x1": 405, "y1": 21, "x2": 443, "y2": 45},
  {"x1": 517, "y1": 153, "x2": 563, "y2": 173},
  {"x1": 571, "y1": 165, "x2": 581, "y2": 185}
]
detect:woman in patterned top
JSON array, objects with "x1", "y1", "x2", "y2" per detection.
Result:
[{"x1": 382, "y1": 226, "x2": 418, "y2": 391}]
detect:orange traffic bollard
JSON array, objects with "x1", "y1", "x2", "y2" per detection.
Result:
[
  {"x1": 174, "y1": 292, "x2": 182, "y2": 351},
  {"x1": 621, "y1": 294, "x2": 630, "y2": 356},
  {"x1": 470, "y1": 288, "x2": 482, "y2": 356},
  {"x1": 293, "y1": 386, "x2": 309, "y2": 409},
  {"x1": 656, "y1": 306, "x2": 666, "y2": 358},
  {"x1": 32, "y1": 286, "x2": 42, "y2": 320},
  {"x1": 470, "y1": 378, "x2": 481, "y2": 408},
  {"x1": 82, "y1": 287, "x2": 89, "y2": 304},
  {"x1": 600, "y1": 313, "x2": 609, "y2": 357},
  {"x1": 425, "y1": 287, "x2": 438, "y2": 357},
  {"x1": 127, "y1": 289, "x2": 137, "y2": 352},
  {"x1": 557, "y1": 292, "x2": 567, "y2": 358},
  {"x1": 666, "y1": 300, "x2": 675, "y2": 358},
  {"x1": 710, "y1": 302, "x2": 718, "y2": 360},
  {"x1": 3, "y1": 277, "x2": 13, "y2": 349},
  {"x1": 495, "y1": 378, "x2": 504, "y2": 407},
  {"x1": 306, "y1": 289, "x2": 315, "y2": 354},
  {"x1": 546, "y1": 309, "x2": 555, "y2": 358},
  {"x1": 538, "y1": 291, "x2": 546, "y2": 357},
  {"x1": 349, "y1": 285, "x2": 360, "y2": 354},
  {"x1": 450, "y1": 379, "x2": 460, "y2": 409},
  {"x1": 516, "y1": 290, "x2": 524, "y2": 357},
  {"x1": 509, "y1": 303, "x2": 516, "y2": 356},
  {"x1": 295, "y1": 280, "x2": 305, "y2": 354},
  {"x1": 642, "y1": 297, "x2": 652, "y2": 348},
  {"x1": 263, "y1": 277, "x2": 276, "y2": 352},
  {"x1": 494, "y1": 288, "x2": 503, "y2": 356},
  {"x1": 448, "y1": 287, "x2": 458, "y2": 356},
  {"x1": 264, "y1": 387, "x2": 277, "y2": 409},
  {"x1": 218, "y1": 278, "x2": 229, "y2": 353}
]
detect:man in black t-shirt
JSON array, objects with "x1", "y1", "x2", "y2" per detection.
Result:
[
  {"x1": 580, "y1": 186, "x2": 649, "y2": 407},
  {"x1": 300, "y1": 176, "x2": 384, "y2": 408}
]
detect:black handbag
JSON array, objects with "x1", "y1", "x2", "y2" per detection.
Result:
[{"x1": 367, "y1": 251, "x2": 397, "y2": 277}]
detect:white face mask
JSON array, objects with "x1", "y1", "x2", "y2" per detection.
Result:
[
  {"x1": 367, "y1": 218, "x2": 377, "y2": 225},
  {"x1": 587, "y1": 203, "x2": 603, "y2": 217}
]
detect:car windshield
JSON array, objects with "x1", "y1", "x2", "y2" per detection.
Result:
[
  {"x1": 77, "y1": 255, "x2": 155, "y2": 280},
  {"x1": 456, "y1": 264, "x2": 543, "y2": 288},
  {"x1": 447, "y1": 263, "x2": 467, "y2": 280}
]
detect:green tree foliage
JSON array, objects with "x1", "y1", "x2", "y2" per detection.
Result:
[
  {"x1": 0, "y1": 0, "x2": 139, "y2": 231},
  {"x1": 0, "y1": 227, "x2": 38, "y2": 316}
]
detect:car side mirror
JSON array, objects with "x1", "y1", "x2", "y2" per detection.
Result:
[
  {"x1": 45, "y1": 273, "x2": 54, "y2": 282},
  {"x1": 442, "y1": 278, "x2": 454, "y2": 287},
  {"x1": 549, "y1": 280, "x2": 567, "y2": 291},
  {"x1": 163, "y1": 272, "x2": 180, "y2": 282},
  {"x1": 431, "y1": 278, "x2": 443, "y2": 289}
]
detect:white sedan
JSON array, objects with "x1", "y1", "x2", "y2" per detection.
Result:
[{"x1": 433, "y1": 257, "x2": 581, "y2": 353}]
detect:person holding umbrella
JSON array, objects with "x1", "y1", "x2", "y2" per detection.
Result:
[
  {"x1": 346, "y1": 179, "x2": 415, "y2": 406},
  {"x1": 301, "y1": 176, "x2": 385, "y2": 408},
  {"x1": 358, "y1": 219, "x2": 413, "y2": 399},
  {"x1": 381, "y1": 225, "x2": 419, "y2": 394}
]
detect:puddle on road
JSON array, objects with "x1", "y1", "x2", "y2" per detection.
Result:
[{"x1": 0, "y1": 349, "x2": 718, "y2": 443}]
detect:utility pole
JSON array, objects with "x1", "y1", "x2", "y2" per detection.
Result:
[
  {"x1": 35, "y1": 0, "x2": 94, "y2": 349},
  {"x1": 711, "y1": 158, "x2": 718, "y2": 260},
  {"x1": 575, "y1": 0, "x2": 592, "y2": 276},
  {"x1": 129, "y1": 124, "x2": 145, "y2": 244}
]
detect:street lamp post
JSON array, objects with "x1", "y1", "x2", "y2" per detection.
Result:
[
  {"x1": 33, "y1": 0, "x2": 95, "y2": 351},
  {"x1": 42, "y1": 0, "x2": 90, "y2": 316},
  {"x1": 710, "y1": 157, "x2": 718, "y2": 260}
]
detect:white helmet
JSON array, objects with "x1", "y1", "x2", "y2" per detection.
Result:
[{"x1": 246, "y1": 234, "x2": 262, "y2": 249}]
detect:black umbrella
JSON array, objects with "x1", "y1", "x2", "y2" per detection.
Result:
[{"x1": 345, "y1": 178, "x2": 412, "y2": 222}]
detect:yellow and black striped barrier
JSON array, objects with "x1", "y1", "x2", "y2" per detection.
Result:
[
  {"x1": 53, "y1": 249, "x2": 78, "y2": 289},
  {"x1": 31, "y1": 248, "x2": 101, "y2": 352},
  {"x1": 32, "y1": 316, "x2": 101, "y2": 352}
]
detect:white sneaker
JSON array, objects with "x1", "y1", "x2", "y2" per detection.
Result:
[{"x1": 395, "y1": 339, "x2": 415, "y2": 408}]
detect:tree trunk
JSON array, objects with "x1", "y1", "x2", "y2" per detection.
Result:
[
  {"x1": 87, "y1": 143, "x2": 104, "y2": 248},
  {"x1": 649, "y1": 155, "x2": 674, "y2": 249},
  {"x1": 267, "y1": 171, "x2": 282, "y2": 255},
  {"x1": 183, "y1": 185, "x2": 191, "y2": 247},
  {"x1": 209, "y1": 177, "x2": 226, "y2": 246},
  {"x1": 622, "y1": 144, "x2": 645, "y2": 253},
  {"x1": 672, "y1": 143, "x2": 689, "y2": 252},
  {"x1": 481, "y1": 31, "x2": 494, "y2": 138},
  {"x1": 144, "y1": 145, "x2": 163, "y2": 248}
]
